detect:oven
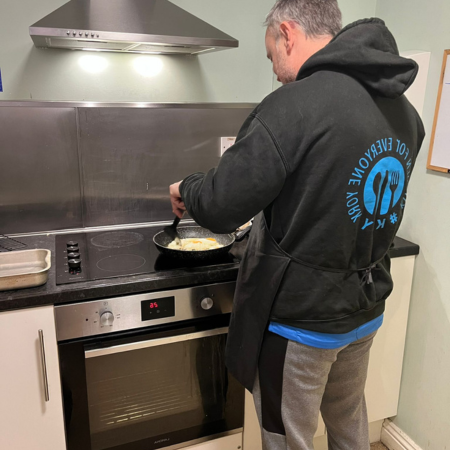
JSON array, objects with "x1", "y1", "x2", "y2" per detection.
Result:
[{"x1": 56, "y1": 282, "x2": 244, "y2": 450}]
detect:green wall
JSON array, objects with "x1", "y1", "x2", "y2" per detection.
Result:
[
  {"x1": 339, "y1": 0, "x2": 377, "y2": 24},
  {"x1": 0, "y1": 0, "x2": 376, "y2": 103},
  {"x1": 0, "y1": 0, "x2": 274, "y2": 102},
  {"x1": 375, "y1": 1, "x2": 450, "y2": 448}
]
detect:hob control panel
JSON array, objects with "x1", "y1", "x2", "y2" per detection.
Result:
[{"x1": 56, "y1": 235, "x2": 89, "y2": 284}]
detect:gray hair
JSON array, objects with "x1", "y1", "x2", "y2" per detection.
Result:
[{"x1": 264, "y1": 0, "x2": 342, "y2": 38}]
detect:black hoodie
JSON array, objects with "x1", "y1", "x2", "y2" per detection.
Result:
[{"x1": 180, "y1": 18, "x2": 425, "y2": 389}]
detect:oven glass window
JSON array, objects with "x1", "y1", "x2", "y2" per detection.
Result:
[{"x1": 84, "y1": 333, "x2": 243, "y2": 450}]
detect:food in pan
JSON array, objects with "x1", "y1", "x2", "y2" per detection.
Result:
[{"x1": 167, "y1": 237, "x2": 223, "y2": 251}]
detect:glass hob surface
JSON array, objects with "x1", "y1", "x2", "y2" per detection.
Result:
[{"x1": 55, "y1": 226, "x2": 237, "y2": 285}]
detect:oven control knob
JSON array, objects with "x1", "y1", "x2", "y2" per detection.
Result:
[
  {"x1": 201, "y1": 297, "x2": 214, "y2": 310},
  {"x1": 100, "y1": 311, "x2": 114, "y2": 326}
]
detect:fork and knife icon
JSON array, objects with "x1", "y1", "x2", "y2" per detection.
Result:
[{"x1": 372, "y1": 170, "x2": 401, "y2": 217}]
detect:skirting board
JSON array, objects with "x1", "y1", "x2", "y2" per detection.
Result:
[{"x1": 381, "y1": 420, "x2": 423, "y2": 450}]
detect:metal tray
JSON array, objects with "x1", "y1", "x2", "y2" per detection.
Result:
[{"x1": 0, "y1": 249, "x2": 51, "y2": 291}]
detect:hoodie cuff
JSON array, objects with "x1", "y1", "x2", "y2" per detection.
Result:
[{"x1": 179, "y1": 172, "x2": 205, "y2": 203}]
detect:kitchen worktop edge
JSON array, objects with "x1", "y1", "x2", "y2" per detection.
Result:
[{"x1": 0, "y1": 234, "x2": 419, "y2": 312}]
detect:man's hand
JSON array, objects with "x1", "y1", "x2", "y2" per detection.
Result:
[{"x1": 170, "y1": 181, "x2": 186, "y2": 218}]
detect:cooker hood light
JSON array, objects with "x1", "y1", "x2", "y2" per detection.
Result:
[
  {"x1": 29, "y1": 0, "x2": 239, "y2": 55},
  {"x1": 78, "y1": 54, "x2": 108, "y2": 73}
]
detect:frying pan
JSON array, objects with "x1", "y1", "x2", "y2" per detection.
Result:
[{"x1": 153, "y1": 225, "x2": 251, "y2": 261}]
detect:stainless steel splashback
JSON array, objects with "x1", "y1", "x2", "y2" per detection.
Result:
[
  {"x1": 0, "y1": 106, "x2": 83, "y2": 234},
  {"x1": 0, "y1": 102, "x2": 255, "y2": 234}
]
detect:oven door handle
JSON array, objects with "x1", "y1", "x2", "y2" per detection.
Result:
[{"x1": 85, "y1": 326, "x2": 229, "y2": 359}]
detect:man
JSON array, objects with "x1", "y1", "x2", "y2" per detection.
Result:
[{"x1": 170, "y1": 0, "x2": 425, "y2": 448}]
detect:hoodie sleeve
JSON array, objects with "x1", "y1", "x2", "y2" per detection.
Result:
[{"x1": 179, "y1": 114, "x2": 288, "y2": 234}]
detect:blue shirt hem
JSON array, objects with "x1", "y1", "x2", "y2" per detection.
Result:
[{"x1": 268, "y1": 315, "x2": 384, "y2": 349}]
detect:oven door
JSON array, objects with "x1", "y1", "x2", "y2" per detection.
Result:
[{"x1": 59, "y1": 316, "x2": 244, "y2": 450}]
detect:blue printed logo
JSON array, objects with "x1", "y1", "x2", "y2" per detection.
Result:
[
  {"x1": 346, "y1": 138, "x2": 412, "y2": 231},
  {"x1": 363, "y1": 157, "x2": 405, "y2": 216}
]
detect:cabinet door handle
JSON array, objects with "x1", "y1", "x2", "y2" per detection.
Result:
[{"x1": 38, "y1": 329, "x2": 50, "y2": 402}]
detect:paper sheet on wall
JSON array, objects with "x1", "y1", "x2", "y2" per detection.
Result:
[{"x1": 431, "y1": 55, "x2": 450, "y2": 170}]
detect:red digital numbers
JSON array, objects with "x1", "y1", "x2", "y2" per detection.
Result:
[{"x1": 149, "y1": 302, "x2": 159, "y2": 309}]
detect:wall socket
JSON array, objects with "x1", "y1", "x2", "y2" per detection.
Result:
[{"x1": 220, "y1": 137, "x2": 236, "y2": 156}]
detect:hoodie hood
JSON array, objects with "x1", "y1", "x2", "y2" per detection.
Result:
[{"x1": 297, "y1": 18, "x2": 418, "y2": 99}]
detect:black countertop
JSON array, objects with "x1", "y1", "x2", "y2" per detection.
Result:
[{"x1": 0, "y1": 234, "x2": 419, "y2": 312}]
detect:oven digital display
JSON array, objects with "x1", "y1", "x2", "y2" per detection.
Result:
[{"x1": 141, "y1": 296, "x2": 175, "y2": 321}]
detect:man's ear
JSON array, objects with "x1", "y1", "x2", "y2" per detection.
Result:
[{"x1": 279, "y1": 21, "x2": 295, "y2": 54}]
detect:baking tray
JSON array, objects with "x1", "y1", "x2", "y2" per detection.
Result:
[{"x1": 0, "y1": 249, "x2": 51, "y2": 291}]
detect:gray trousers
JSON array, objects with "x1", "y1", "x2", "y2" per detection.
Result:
[{"x1": 252, "y1": 330, "x2": 376, "y2": 450}]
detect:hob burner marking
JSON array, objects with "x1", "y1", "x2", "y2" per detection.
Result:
[
  {"x1": 91, "y1": 231, "x2": 144, "y2": 249},
  {"x1": 96, "y1": 254, "x2": 147, "y2": 272}
]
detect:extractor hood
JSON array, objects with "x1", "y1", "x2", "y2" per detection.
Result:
[{"x1": 29, "y1": 0, "x2": 239, "y2": 55}]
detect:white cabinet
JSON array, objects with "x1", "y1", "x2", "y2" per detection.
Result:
[
  {"x1": 243, "y1": 255, "x2": 416, "y2": 448},
  {"x1": 365, "y1": 255, "x2": 415, "y2": 422},
  {"x1": 0, "y1": 305, "x2": 66, "y2": 450}
]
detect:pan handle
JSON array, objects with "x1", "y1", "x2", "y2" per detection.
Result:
[{"x1": 234, "y1": 223, "x2": 252, "y2": 241}]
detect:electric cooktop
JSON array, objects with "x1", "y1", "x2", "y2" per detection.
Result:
[{"x1": 55, "y1": 226, "x2": 238, "y2": 285}]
